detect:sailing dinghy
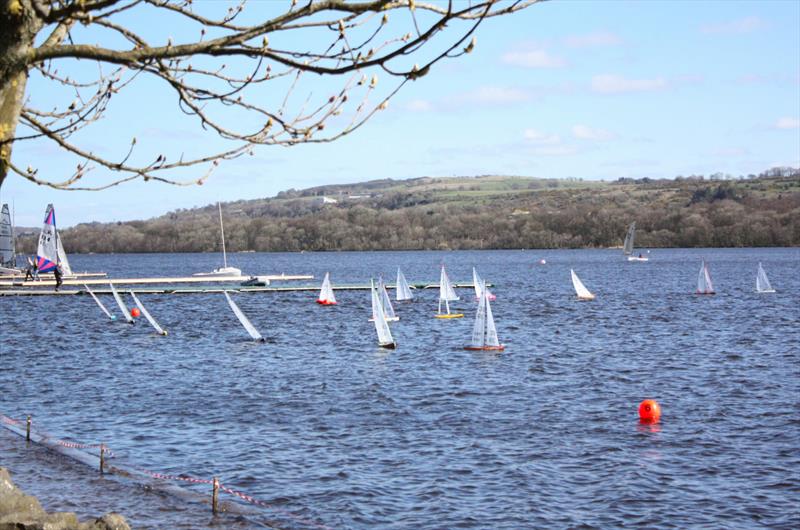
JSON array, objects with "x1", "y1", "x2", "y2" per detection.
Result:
[
  {"x1": 224, "y1": 291, "x2": 265, "y2": 341},
  {"x1": 109, "y1": 283, "x2": 135, "y2": 324},
  {"x1": 435, "y1": 264, "x2": 463, "y2": 318},
  {"x1": 696, "y1": 260, "x2": 715, "y2": 295},
  {"x1": 464, "y1": 281, "x2": 504, "y2": 351},
  {"x1": 130, "y1": 291, "x2": 168, "y2": 335},
  {"x1": 36, "y1": 204, "x2": 60, "y2": 273},
  {"x1": 623, "y1": 222, "x2": 648, "y2": 262},
  {"x1": 84, "y1": 284, "x2": 116, "y2": 320},
  {"x1": 570, "y1": 269, "x2": 596, "y2": 300},
  {"x1": 472, "y1": 267, "x2": 496, "y2": 301},
  {"x1": 755, "y1": 262, "x2": 775, "y2": 293},
  {"x1": 370, "y1": 278, "x2": 399, "y2": 322},
  {"x1": 193, "y1": 203, "x2": 242, "y2": 277},
  {"x1": 317, "y1": 272, "x2": 337, "y2": 305},
  {"x1": 396, "y1": 268, "x2": 414, "y2": 301},
  {"x1": 370, "y1": 279, "x2": 396, "y2": 349}
]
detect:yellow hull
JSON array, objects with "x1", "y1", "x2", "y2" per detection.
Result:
[{"x1": 435, "y1": 313, "x2": 464, "y2": 319}]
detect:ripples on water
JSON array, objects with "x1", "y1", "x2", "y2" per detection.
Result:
[{"x1": 1, "y1": 248, "x2": 799, "y2": 529}]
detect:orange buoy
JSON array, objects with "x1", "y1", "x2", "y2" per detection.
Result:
[
  {"x1": 638, "y1": 399, "x2": 661, "y2": 423},
  {"x1": 130, "y1": 307, "x2": 141, "y2": 318}
]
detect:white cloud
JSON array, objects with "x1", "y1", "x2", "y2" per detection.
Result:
[
  {"x1": 458, "y1": 86, "x2": 532, "y2": 105},
  {"x1": 404, "y1": 99, "x2": 433, "y2": 112},
  {"x1": 523, "y1": 128, "x2": 561, "y2": 145},
  {"x1": 501, "y1": 49, "x2": 566, "y2": 68},
  {"x1": 591, "y1": 74, "x2": 667, "y2": 94},
  {"x1": 700, "y1": 16, "x2": 765, "y2": 34},
  {"x1": 775, "y1": 117, "x2": 800, "y2": 129},
  {"x1": 572, "y1": 124, "x2": 615, "y2": 141},
  {"x1": 564, "y1": 31, "x2": 622, "y2": 48}
]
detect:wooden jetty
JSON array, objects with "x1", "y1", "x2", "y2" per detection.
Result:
[
  {"x1": 0, "y1": 279, "x2": 486, "y2": 296},
  {"x1": 0, "y1": 274, "x2": 312, "y2": 289}
]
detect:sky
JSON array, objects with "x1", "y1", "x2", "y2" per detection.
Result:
[{"x1": 2, "y1": 0, "x2": 799, "y2": 227}]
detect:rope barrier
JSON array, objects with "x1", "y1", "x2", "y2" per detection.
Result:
[{"x1": 1, "y1": 412, "x2": 332, "y2": 529}]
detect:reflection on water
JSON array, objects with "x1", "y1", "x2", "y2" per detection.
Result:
[{"x1": 1, "y1": 248, "x2": 799, "y2": 529}]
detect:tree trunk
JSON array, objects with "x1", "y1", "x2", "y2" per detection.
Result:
[{"x1": 0, "y1": 0, "x2": 40, "y2": 190}]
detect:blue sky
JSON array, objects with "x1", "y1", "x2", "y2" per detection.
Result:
[{"x1": 2, "y1": 0, "x2": 799, "y2": 227}]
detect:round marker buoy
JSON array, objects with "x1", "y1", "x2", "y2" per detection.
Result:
[
  {"x1": 130, "y1": 308, "x2": 141, "y2": 318},
  {"x1": 638, "y1": 399, "x2": 661, "y2": 423}
]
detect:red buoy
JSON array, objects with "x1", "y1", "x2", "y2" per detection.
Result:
[
  {"x1": 130, "y1": 307, "x2": 141, "y2": 318},
  {"x1": 638, "y1": 399, "x2": 661, "y2": 423}
]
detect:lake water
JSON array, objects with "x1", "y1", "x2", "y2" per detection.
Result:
[{"x1": 1, "y1": 248, "x2": 799, "y2": 529}]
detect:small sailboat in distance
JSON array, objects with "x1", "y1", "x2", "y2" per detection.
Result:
[
  {"x1": 317, "y1": 272, "x2": 337, "y2": 305},
  {"x1": 370, "y1": 277, "x2": 399, "y2": 322},
  {"x1": 464, "y1": 280, "x2": 504, "y2": 351},
  {"x1": 435, "y1": 264, "x2": 463, "y2": 319},
  {"x1": 193, "y1": 202, "x2": 242, "y2": 277},
  {"x1": 570, "y1": 269, "x2": 595, "y2": 300},
  {"x1": 0, "y1": 203, "x2": 18, "y2": 275},
  {"x1": 624, "y1": 222, "x2": 648, "y2": 262},
  {"x1": 36, "y1": 204, "x2": 60, "y2": 273},
  {"x1": 396, "y1": 268, "x2": 413, "y2": 301},
  {"x1": 370, "y1": 279, "x2": 396, "y2": 349},
  {"x1": 696, "y1": 260, "x2": 715, "y2": 295},
  {"x1": 472, "y1": 267, "x2": 496, "y2": 301},
  {"x1": 756, "y1": 262, "x2": 775, "y2": 293}
]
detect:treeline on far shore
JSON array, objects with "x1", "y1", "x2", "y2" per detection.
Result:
[{"x1": 15, "y1": 170, "x2": 800, "y2": 254}]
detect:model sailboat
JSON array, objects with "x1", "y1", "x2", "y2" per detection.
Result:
[
  {"x1": 435, "y1": 264, "x2": 463, "y2": 318},
  {"x1": 570, "y1": 269, "x2": 596, "y2": 300},
  {"x1": 755, "y1": 262, "x2": 775, "y2": 293},
  {"x1": 623, "y1": 222, "x2": 648, "y2": 261},
  {"x1": 370, "y1": 279, "x2": 396, "y2": 349},
  {"x1": 396, "y1": 268, "x2": 413, "y2": 301},
  {"x1": 317, "y1": 272, "x2": 337, "y2": 305},
  {"x1": 465, "y1": 281, "x2": 504, "y2": 351},
  {"x1": 194, "y1": 202, "x2": 242, "y2": 277},
  {"x1": 370, "y1": 277, "x2": 399, "y2": 321},
  {"x1": 696, "y1": 260, "x2": 715, "y2": 295},
  {"x1": 109, "y1": 283, "x2": 135, "y2": 324},
  {"x1": 0, "y1": 204, "x2": 17, "y2": 274},
  {"x1": 84, "y1": 284, "x2": 116, "y2": 320},
  {"x1": 472, "y1": 267, "x2": 496, "y2": 301},
  {"x1": 224, "y1": 291, "x2": 265, "y2": 341},
  {"x1": 130, "y1": 291, "x2": 168, "y2": 336}
]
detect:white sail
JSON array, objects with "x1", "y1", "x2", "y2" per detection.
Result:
[
  {"x1": 396, "y1": 268, "x2": 413, "y2": 301},
  {"x1": 696, "y1": 260, "x2": 714, "y2": 294},
  {"x1": 571, "y1": 269, "x2": 595, "y2": 300},
  {"x1": 84, "y1": 284, "x2": 115, "y2": 320},
  {"x1": 623, "y1": 222, "x2": 635, "y2": 255},
  {"x1": 484, "y1": 285, "x2": 500, "y2": 348},
  {"x1": 224, "y1": 291, "x2": 264, "y2": 341},
  {"x1": 36, "y1": 204, "x2": 59, "y2": 273},
  {"x1": 467, "y1": 281, "x2": 503, "y2": 350},
  {"x1": 0, "y1": 204, "x2": 14, "y2": 268},
  {"x1": 109, "y1": 283, "x2": 134, "y2": 323},
  {"x1": 371, "y1": 279, "x2": 396, "y2": 348},
  {"x1": 756, "y1": 262, "x2": 775, "y2": 293},
  {"x1": 440, "y1": 265, "x2": 459, "y2": 301},
  {"x1": 472, "y1": 267, "x2": 495, "y2": 301},
  {"x1": 378, "y1": 278, "x2": 399, "y2": 321},
  {"x1": 130, "y1": 291, "x2": 167, "y2": 335},
  {"x1": 470, "y1": 284, "x2": 487, "y2": 347},
  {"x1": 317, "y1": 272, "x2": 337, "y2": 304},
  {"x1": 56, "y1": 236, "x2": 72, "y2": 276}
]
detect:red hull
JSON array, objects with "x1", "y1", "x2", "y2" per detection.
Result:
[{"x1": 316, "y1": 300, "x2": 337, "y2": 305}]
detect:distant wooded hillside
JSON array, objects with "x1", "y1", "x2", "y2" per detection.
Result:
[{"x1": 15, "y1": 170, "x2": 800, "y2": 253}]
